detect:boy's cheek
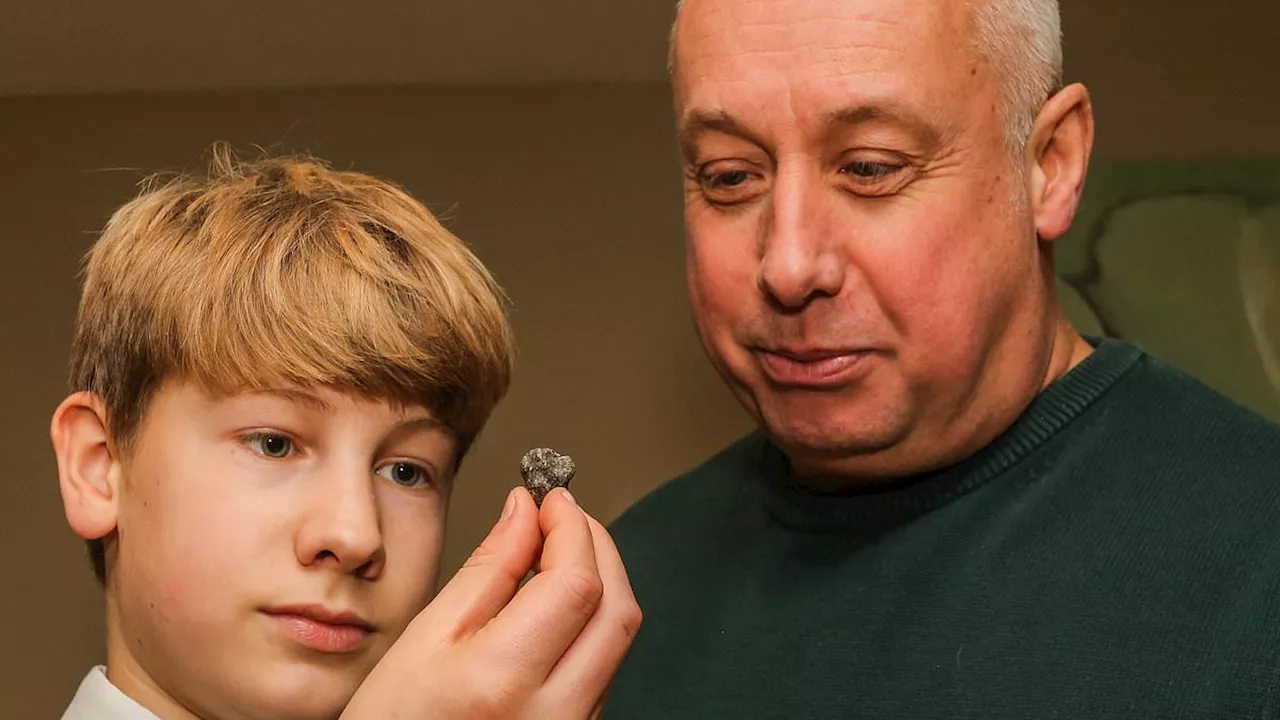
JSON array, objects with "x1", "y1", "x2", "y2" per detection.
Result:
[
  {"x1": 119, "y1": 471, "x2": 274, "y2": 603},
  {"x1": 122, "y1": 503, "x2": 252, "y2": 612},
  {"x1": 376, "y1": 509, "x2": 448, "y2": 629}
]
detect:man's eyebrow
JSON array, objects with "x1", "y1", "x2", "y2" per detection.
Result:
[
  {"x1": 678, "y1": 104, "x2": 943, "y2": 157},
  {"x1": 677, "y1": 109, "x2": 766, "y2": 157},
  {"x1": 823, "y1": 103, "x2": 943, "y2": 147}
]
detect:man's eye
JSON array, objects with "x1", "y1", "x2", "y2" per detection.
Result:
[
  {"x1": 708, "y1": 169, "x2": 751, "y2": 188},
  {"x1": 692, "y1": 164, "x2": 765, "y2": 205},
  {"x1": 842, "y1": 161, "x2": 901, "y2": 179},
  {"x1": 245, "y1": 433, "x2": 294, "y2": 459},
  {"x1": 837, "y1": 159, "x2": 913, "y2": 197},
  {"x1": 375, "y1": 461, "x2": 431, "y2": 488}
]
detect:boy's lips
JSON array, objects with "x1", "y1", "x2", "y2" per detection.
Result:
[{"x1": 261, "y1": 604, "x2": 376, "y2": 654}]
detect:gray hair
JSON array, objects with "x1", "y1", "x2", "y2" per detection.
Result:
[
  {"x1": 973, "y1": 0, "x2": 1064, "y2": 149},
  {"x1": 668, "y1": 0, "x2": 1063, "y2": 151}
]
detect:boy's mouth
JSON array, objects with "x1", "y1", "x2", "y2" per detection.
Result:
[{"x1": 261, "y1": 604, "x2": 376, "y2": 654}]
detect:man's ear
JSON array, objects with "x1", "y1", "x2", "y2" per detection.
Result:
[
  {"x1": 1026, "y1": 83, "x2": 1095, "y2": 243},
  {"x1": 50, "y1": 392, "x2": 122, "y2": 541}
]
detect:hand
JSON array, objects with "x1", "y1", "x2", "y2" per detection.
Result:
[{"x1": 341, "y1": 487, "x2": 641, "y2": 720}]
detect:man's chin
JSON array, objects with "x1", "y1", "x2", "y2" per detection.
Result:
[{"x1": 764, "y1": 414, "x2": 910, "y2": 482}]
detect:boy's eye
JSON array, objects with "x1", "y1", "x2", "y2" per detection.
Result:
[
  {"x1": 376, "y1": 461, "x2": 431, "y2": 488},
  {"x1": 245, "y1": 433, "x2": 294, "y2": 459}
]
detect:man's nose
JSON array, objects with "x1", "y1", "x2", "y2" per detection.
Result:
[
  {"x1": 294, "y1": 464, "x2": 386, "y2": 580},
  {"x1": 758, "y1": 168, "x2": 846, "y2": 310}
]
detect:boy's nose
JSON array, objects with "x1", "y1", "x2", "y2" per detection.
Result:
[{"x1": 294, "y1": 468, "x2": 386, "y2": 580}]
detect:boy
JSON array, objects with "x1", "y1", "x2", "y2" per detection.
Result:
[{"x1": 52, "y1": 149, "x2": 639, "y2": 719}]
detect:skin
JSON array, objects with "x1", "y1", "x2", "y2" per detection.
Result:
[
  {"x1": 54, "y1": 381, "x2": 457, "y2": 720},
  {"x1": 342, "y1": 486, "x2": 640, "y2": 720},
  {"x1": 673, "y1": 0, "x2": 1096, "y2": 486},
  {"x1": 53, "y1": 379, "x2": 641, "y2": 720}
]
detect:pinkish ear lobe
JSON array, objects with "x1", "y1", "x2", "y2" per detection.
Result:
[{"x1": 50, "y1": 392, "x2": 121, "y2": 540}]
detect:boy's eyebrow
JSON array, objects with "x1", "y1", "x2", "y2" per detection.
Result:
[
  {"x1": 259, "y1": 388, "x2": 333, "y2": 412},
  {"x1": 383, "y1": 415, "x2": 453, "y2": 450},
  {"x1": 396, "y1": 415, "x2": 446, "y2": 431},
  {"x1": 255, "y1": 390, "x2": 448, "y2": 433}
]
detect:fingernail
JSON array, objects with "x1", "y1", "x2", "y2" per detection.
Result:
[
  {"x1": 499, "y1": 488, "x2": 518, "y2": 524},
  {"x1": 557, "y1": 487, "x2": 578, "y2": 507}
]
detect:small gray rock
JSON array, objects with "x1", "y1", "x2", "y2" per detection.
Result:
[{"x1": 520, "y1": 447, "x2": 576, "y2": 507}]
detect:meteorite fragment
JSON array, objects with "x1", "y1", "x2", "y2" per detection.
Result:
[{"x1": 520, "y1": 447, "x2": 576, "y2": 507}]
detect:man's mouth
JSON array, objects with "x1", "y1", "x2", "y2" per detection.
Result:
[{"x1": 755, "y1": 347, "x2": 877, "y2": 388}]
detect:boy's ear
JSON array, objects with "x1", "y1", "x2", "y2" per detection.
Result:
[{"x1": 50, "y1": 392, "x2": 122, "y2": 541}]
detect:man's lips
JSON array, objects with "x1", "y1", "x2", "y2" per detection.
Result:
[
  {"x1": 261, "y1": 604, "x2": 376, "y2": 654},
  {"x1": 755, "y1": 348, "x2": 877, "y2": 387}
]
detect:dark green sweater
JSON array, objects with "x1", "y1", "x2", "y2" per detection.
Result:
[{"x1": 607, "y1": 339, "x2": 1280, "y2": 718}]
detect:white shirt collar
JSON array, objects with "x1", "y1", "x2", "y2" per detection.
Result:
[{"x1": 62, "y1": 666, "x2": 160, "y2": 720}]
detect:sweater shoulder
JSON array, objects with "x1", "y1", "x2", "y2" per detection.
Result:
[{"x1": 1112, "y1": 351, "x2": 1280, "y2": 460}]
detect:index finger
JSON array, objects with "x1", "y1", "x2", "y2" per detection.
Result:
[{"x1": 474, "y1": 488, "x2": 603, "y2": 680}]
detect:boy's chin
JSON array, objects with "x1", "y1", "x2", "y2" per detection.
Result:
[
  {"x1": 226, "y1": 650, "x2": 380, "y2": 720},
  {"x1": 253, "y1": 692, "x2": 355, "y2": 720}
]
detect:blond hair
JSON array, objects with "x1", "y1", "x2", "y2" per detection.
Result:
[{"x1": 71, "y1": 147, "x2": 516, "y2": 581}]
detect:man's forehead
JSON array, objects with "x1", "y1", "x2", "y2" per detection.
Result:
[
  {"x1": 673, "y1": 0, "x2": 978, "y2": 135},
  {"x1": 674, "y1": 0, "x2": 973, "y2": 81},
  {"x1": 676, "y1": 0, "x2": 973, "y2": 29}
]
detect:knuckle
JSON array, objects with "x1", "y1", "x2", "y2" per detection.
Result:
[
  {"x1": 460, "y1": 541, "x2": 500, "y2": 570},
  {"x1": 459, "y1": 675, "x2": 520, "y2": 719},
  {"x1": 618, "y1": 602, "x2": 643, "y2": 640},
  {"x1": 459, "y1": 544, "x2": 525, "y2": 587},
  {"x1": 556, "y1": 567, "x2": 605, "y2": 614}
]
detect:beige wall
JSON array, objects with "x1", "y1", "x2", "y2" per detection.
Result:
[
  {"x1": 1065, "y1": 0, "x2": 1279, "y2": 159},
  {"x1": 2, "y1": 3, "x2": 1277, "y2": 713}
]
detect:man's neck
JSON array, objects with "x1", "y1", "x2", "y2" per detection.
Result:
[{"x1": 1040, "y1": 319, "x2": 1094, "y2": 391}]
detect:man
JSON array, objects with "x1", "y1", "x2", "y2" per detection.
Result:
[{"x1": 606, "y1": 0, "x2": 1280, "y2": 716}]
